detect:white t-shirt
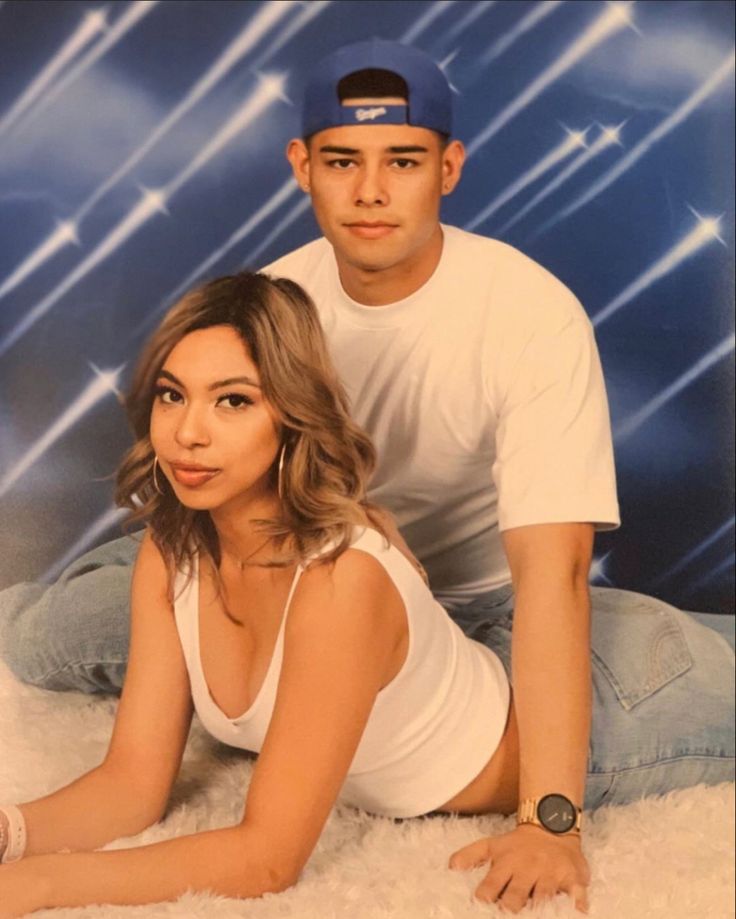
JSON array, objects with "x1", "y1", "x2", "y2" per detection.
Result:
[{"x1": 264, "y1": 225, "x2": 619, "y2": 606}]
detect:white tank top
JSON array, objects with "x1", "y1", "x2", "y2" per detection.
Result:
[{"x1": 173, "y1": 527, "x2": 510, "y2": 818}]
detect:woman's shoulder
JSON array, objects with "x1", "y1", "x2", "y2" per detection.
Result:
[
  {"x1": 130, "y1": 530, "x2": 176, "y2": 614},
  {"x1": 133, "y1": 529, "x2": 167, "y2": 578},
  {"x1": 294, "y1": 529, "x2": 402, "y2": 626},
  {"x1": 302, "y1": 529, "x2": 391, "y2": 587}
]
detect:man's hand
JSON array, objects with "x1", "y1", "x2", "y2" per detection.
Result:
[{"x1": 449, "y1": 825, "x2": 590, "y2": 913}]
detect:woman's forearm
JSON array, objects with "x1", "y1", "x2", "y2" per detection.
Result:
[
  {"x1": 13, "y1": 824, "x2": 288, "y2": 913},
  {"x1": 17, "y1": 760, "x2": 165, "y2": 857}
]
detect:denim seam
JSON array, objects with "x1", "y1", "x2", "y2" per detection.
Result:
[
  {"x1": 588, "y1": 752, "x2": 736, "y2": 777},
  {"x1": 592, "y1": 620, "x2": 692, "y2": 710},
  {"x1": 35, "y1": 658, "x2": 127, "y2": 682}
]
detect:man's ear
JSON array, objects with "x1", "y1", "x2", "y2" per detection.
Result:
[
  {"x1": 286, "y1": 138, "x2": 311, "y2": 193},
  {"x1": 441, "y1": 139, "x2": 466, "y2": 196}
]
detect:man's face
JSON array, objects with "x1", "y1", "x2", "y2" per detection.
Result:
[{"x1": 288, "y1": 100, "x2": 464, "y2": 276}]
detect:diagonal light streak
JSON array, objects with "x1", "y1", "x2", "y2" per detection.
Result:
[
  {"x1": 0, "y1": 78, "x2": 285, "y2": 356},
  {"x1": 465, "y1": 128, "x2": 587, "y2": 231},
  {"x1": 76, "y1": 0, "x2": 295, "y2": 220},
  {"x1": 0, "y1": 191, "x2": 168, "y2": 356},
  {"x1": 0, "y1": 364, "x2": 125, "y2": 497},
  {"x1": 466, "y1": 2, "x2": 635, "y2": 159},
  {"x1": 444, "y1": 1, "x2": 496, "y2": 43},
  {"x1": 13, "y1": 1, "x2": 160, "y2": 133},
  {"x1": 480, "y1": 0, "x2": 565, "y2": 66},
  {"x1": 538, "y1": 49, "x2": 736, "y2": 233},
  {"x1": 685, "y1": 552, "x2": 735, "y2": 594},
  {"x1": 165, "y1": 177, "x2": 299, "y2": 296},
  {"x1": 163, "y1": 74, "x2": 286, "y2": 197},
  {"x1": 42, "y1": 506, "x2": 131, "y2": 583},
  {"x1": 0, "y1": 8, "x2": 107, "y2": 136},
  {"x1": 0, "y1": 220, "x2": 81, "y2": 301},
  {"x1": 240, "y1": 196, "x2": 312, "y2": 269},
  {"x1": 132, "y1": 177, "x2": 300, "y2": 341},
  {"x1": 0, "y1": 1, "x2": 296, "y2": 303},
  {"x1": 499, "y1": 123, "x2": 623, "y2": 234},
  {"x1": 614, "y1": 334, "x2": 736, "y2": 443},
  {"x1": 593, "y1": 214, "x2": 727, "y2": 328},
  {"x1": 401, "y1": 0, "x2": 457, "y2": 43},
  {"x1": 250, "y1": 0, "x2": 331, "y2": 70},
  {"x1": 650, "y1": 516, "x2": 735, "y2": 589},
  {"x1": 439, "y1": 49, "x2": 462, "y2": 97}
]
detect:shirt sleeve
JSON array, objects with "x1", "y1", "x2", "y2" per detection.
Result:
[{"x1": 490, "y1": 312, "x2": 620, "y2": 533}]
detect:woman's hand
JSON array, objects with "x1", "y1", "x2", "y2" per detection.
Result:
[
  {"x1": 0, "y1": 860, "x2": 47, "y2": 918},
  {"x1": 449, "y1": 825, "x2": 590, "y2": 913}
]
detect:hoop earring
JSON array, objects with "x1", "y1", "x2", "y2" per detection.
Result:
[
  {"x1": 277, "y1": 444, "x2": 287, "y2": 500},
  {"x1": 152, "y1": 456, "x2": 165, "y2": 496}
]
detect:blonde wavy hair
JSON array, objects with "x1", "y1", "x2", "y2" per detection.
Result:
[{"x1": 115, "y1": 271, "x2": 381, "y2": 578}]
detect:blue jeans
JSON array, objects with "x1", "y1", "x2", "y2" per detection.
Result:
[
  {"x1": 1, "y1": 535, "x2": 734, "y2": 809},
  {"x1": 454, "y1": 587, "x2": 735, "y2": 809}
]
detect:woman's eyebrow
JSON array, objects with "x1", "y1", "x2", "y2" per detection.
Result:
[
  {"x1": 208, "y1": 376, "x2": 261, "y2": 390},
  {"x1": 157, "y1": 369, "x2": 184, "y2": 386},
  {"x1": 156, "y1": 370, "x2": 261, "y2": 390}
]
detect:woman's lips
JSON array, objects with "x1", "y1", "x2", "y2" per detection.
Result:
[
  {"x1": 170, "y1": 464, "x2": 221, "y2": 488},
  {"x1": 345, "y1": 222, "x2": 397, "y2": 239}
]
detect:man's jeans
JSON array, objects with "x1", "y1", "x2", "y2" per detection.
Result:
[
  {"x1": 454, "y1": 587, "x2": 735, "y2": 810},
  {"x1": 1, "y1": 534, "x2": 734, "y2": 810}
]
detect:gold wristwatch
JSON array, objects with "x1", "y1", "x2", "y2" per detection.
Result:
[{"x1": 517, "y1": 794, "x2": 582, "y2": 835}]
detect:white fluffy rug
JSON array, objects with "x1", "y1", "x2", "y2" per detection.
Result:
[{"x1": 2, "y1": 660, "x2": 733, "y2": 919}]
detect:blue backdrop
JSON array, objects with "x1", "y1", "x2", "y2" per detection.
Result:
[{"x1": 1, "y1": 0, "x2": 734, "y2": 612}]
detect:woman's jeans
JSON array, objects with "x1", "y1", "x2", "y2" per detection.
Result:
[{"x1": 1, "y1": 534, "x2": 734, "y2": 810}]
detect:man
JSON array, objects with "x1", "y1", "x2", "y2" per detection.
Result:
[{"x1": 1, "y1": 39, "x2": 732, "y2": 912}]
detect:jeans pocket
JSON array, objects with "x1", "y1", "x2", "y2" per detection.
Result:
[{"x1": 590, "y1": 589, "x2": 693, "y2": 711}]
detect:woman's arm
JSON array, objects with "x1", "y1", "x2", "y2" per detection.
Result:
[
  {"x1": 1, "y1": 548, "x2": 405, "y2": 915},
  {"x1": 12, "y1": 532, "x2": 193, "y2": 857}
]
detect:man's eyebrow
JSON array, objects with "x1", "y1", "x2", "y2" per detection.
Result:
[
  {"x1": 319, "y1": 145, "x2": 360, "y2": 154},
  {"x1": 387, "y1": 145, "x2": 429, "y2": 154},
  {"x1": 157, "y1": 370, "x2": 261, "y2": 390},
  {"x1": 318, "y1": 144, "x2": 429, "y2": 155}
]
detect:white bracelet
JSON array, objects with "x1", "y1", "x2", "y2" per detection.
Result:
[{"x1": 0, "y1": 805, "x2": 27, "y2": 863}]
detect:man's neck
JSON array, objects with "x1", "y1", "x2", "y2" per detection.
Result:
[{"x1": 336, "y1": 224, "x2": 444, "y2": 306}]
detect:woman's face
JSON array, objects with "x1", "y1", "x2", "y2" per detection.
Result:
[{"x1": 150, "y1": 324, "x2": 281, "y2": 514}]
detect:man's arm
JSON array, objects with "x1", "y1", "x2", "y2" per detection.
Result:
[
  {"x1": 507, "y1": 522, "x2": 592, "y2": 815},
  {"x1": 451, "y1": 522, "x2": 593, "y2": 914}
]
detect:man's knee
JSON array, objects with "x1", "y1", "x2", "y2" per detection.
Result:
[
  {"x1": 0, "y1": 581, "x2": 52, "y2": 684},
  {"x1": 0, "y1": 553, "x2": 134, "y2": 692}
]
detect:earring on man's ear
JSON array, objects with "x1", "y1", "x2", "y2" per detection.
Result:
[
  {"x1": 152, "y1": 456, "x2": 165, "y2": 496},
  {"x1": 277, "y1": 444, "x2": 287, "y2": 500}
]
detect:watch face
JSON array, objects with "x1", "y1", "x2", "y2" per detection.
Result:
[{"x1": 537, "y1": 794, "x2": 576, "y2": 834}]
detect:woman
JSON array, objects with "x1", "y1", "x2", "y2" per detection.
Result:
[{"x1": 0, "y1": 273, "x2": 732, "y2": 916}]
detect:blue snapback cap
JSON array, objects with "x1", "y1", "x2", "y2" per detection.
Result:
[{"x1": 302, "y1": 38, "x2": 452, "y2": 137}]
